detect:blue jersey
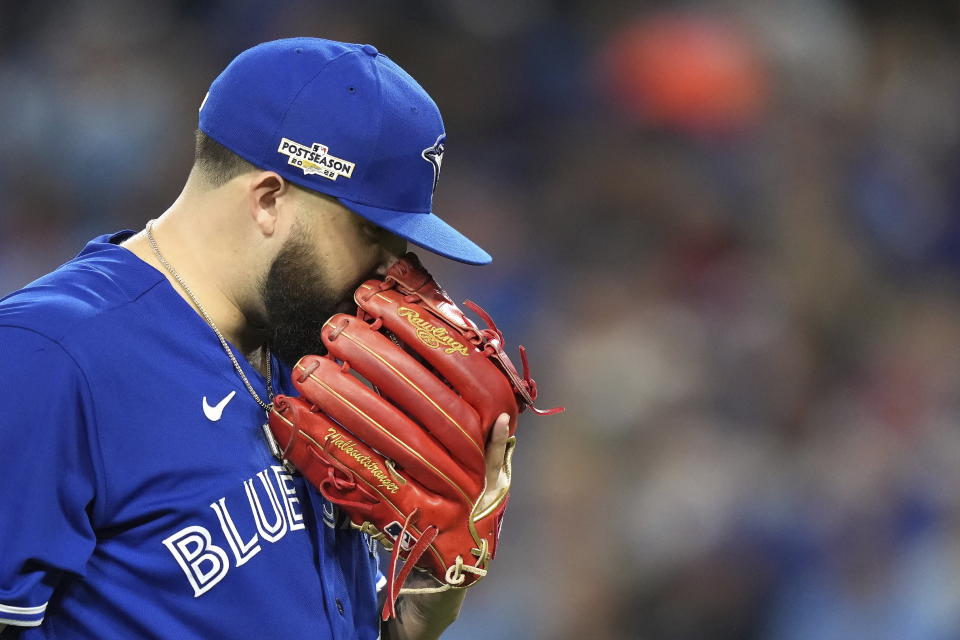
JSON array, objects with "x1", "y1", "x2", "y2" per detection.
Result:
[{"x1": 0, "y1": 232, "x2": 383, "y2": 638}]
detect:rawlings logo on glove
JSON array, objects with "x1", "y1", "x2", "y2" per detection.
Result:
[
  {"x1": 396, "y1": 307, "x2": 470, "y2": 355},
  {"x1": 266, "y1": 252, "x2": 562, "y2": 620}
]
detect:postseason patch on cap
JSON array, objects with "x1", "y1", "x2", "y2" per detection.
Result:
[{"x1": 277, "y1": 137, "x2": 356, "y2": 181}]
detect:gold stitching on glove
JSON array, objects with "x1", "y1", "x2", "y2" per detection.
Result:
[
  {"x1": 302, "y1": 367, "x2": 473, "y2": 505},
  {"x1": 340, "y1": 330, "x2": 484, "y2": 458},
  {"x1": 384, "y1": 458, "x2": 407, "y2": 485}
]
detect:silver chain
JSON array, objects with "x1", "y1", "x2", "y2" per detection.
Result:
[{"x1": 146, "y1": 220, "x2": 273, "y2": 411}]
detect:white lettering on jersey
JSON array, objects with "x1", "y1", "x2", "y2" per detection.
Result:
[
  {"x1": 210, "y1": 497, "x2": 261, "y2": 566},
  {"x1": 244, "y1": 469, "x2": 288, "y2": 543},
  {"x1": 272, "y1": 465, "x2": 305, "y2": 532},
  {"x1": 164, "y1": 465, "x2": 310, "y2": 596},
  {"x1": 162, "y1": 526, "x2": 231, "y2": 597}
]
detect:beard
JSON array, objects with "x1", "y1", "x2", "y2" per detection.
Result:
[{"x1": 258, "y1": 234, "x2": 362, "y2": 369}]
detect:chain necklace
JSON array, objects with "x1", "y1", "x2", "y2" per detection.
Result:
[{"x1": 146, "y1": 220, "x2": 273, "y2": 411}]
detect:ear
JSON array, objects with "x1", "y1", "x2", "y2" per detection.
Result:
[{"x1": 246, "y1": 171, "x2": 290, "y2": 237}]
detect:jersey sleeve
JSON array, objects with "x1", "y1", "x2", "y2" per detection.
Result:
[{"x1": 0, "y1": 327, "x2": 100, "y2": 628}]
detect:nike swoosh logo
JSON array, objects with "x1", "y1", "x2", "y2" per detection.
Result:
[{"x1": 203, "y1": 391, "x2": 237, "y2": 422}]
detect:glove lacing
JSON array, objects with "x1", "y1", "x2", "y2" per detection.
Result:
[
  {"x1": 382, "y1": 508, "x2": 439, "y2": 621},
  {"x1": 462, "y1": 299, "x2": 563, "y2": 416},
  {"x1": 444, "y1": 538, "x2": 489, "y2": 586}
]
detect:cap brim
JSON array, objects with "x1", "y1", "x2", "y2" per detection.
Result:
[{"x1": 337, "y1": 198, "x2": 492, "y2": 265}]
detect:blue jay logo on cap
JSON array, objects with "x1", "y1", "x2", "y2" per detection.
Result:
[
  {"x1": 277, "y1": 137, "x2": 356, "y2": 182},
  {"x1": 421, "y1": 134, "x2": 446, "y2": 194}
]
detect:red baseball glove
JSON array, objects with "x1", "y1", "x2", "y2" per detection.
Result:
[{"x1": 266, "y1": 253, "x2": 560, "y2": 620}]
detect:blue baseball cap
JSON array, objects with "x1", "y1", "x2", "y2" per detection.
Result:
[{"x1": 198, "y1": 37, "x2": 492, "y2": 265}]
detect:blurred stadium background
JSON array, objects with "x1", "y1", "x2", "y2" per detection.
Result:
[{"x1": 2, "y1": 1, "x2": 960, "y2": 638}]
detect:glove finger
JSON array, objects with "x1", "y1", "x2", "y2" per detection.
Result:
[
  {"x1": 291, "y1": 355, "x2": 482, "y2": 503},
  {"x1": 270, "y1": 396, "x2": 447, "y2": 558},
  {"x1": 322, "y1": 314, "x2": 486, "y2": 476},
  {"x1": 270, "y1": 395, "x2": 361, "y2": 489},
  {"x1": 355, "y1": 284, "x2": 519, "y2": 430}
]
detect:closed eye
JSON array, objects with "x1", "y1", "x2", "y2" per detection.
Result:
[{"x1": 360, "y1": 221, "x2": 386, "y2": 242}]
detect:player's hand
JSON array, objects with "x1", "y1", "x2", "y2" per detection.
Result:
[
  {"x1": 479, "y1": 413, "x2": 511, "y2": 514},
  {"x1": 274, "y1": 253, "x2": 562, "y2": 614}
]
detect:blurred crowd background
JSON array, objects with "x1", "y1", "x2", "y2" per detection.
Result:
[{"x1": 2, "y1": 1, "x2": 960, "y2": 638}]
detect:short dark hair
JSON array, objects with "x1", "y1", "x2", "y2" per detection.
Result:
[{"x1": 193, "y1": 129, "x2": 256, "y2": 187}]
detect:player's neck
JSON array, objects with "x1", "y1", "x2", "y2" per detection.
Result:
[{"x1": 123, "y1": 202, "x2": 267, "y2": 361}]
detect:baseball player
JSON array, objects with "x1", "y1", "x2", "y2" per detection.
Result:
[{"x1": 0, "y1": 38, "x2": 512, "y2": 639}]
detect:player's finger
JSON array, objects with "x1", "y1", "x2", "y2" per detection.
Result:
[{"x1": 485, "y1": 413, "x2": 510, "y2": 484}]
